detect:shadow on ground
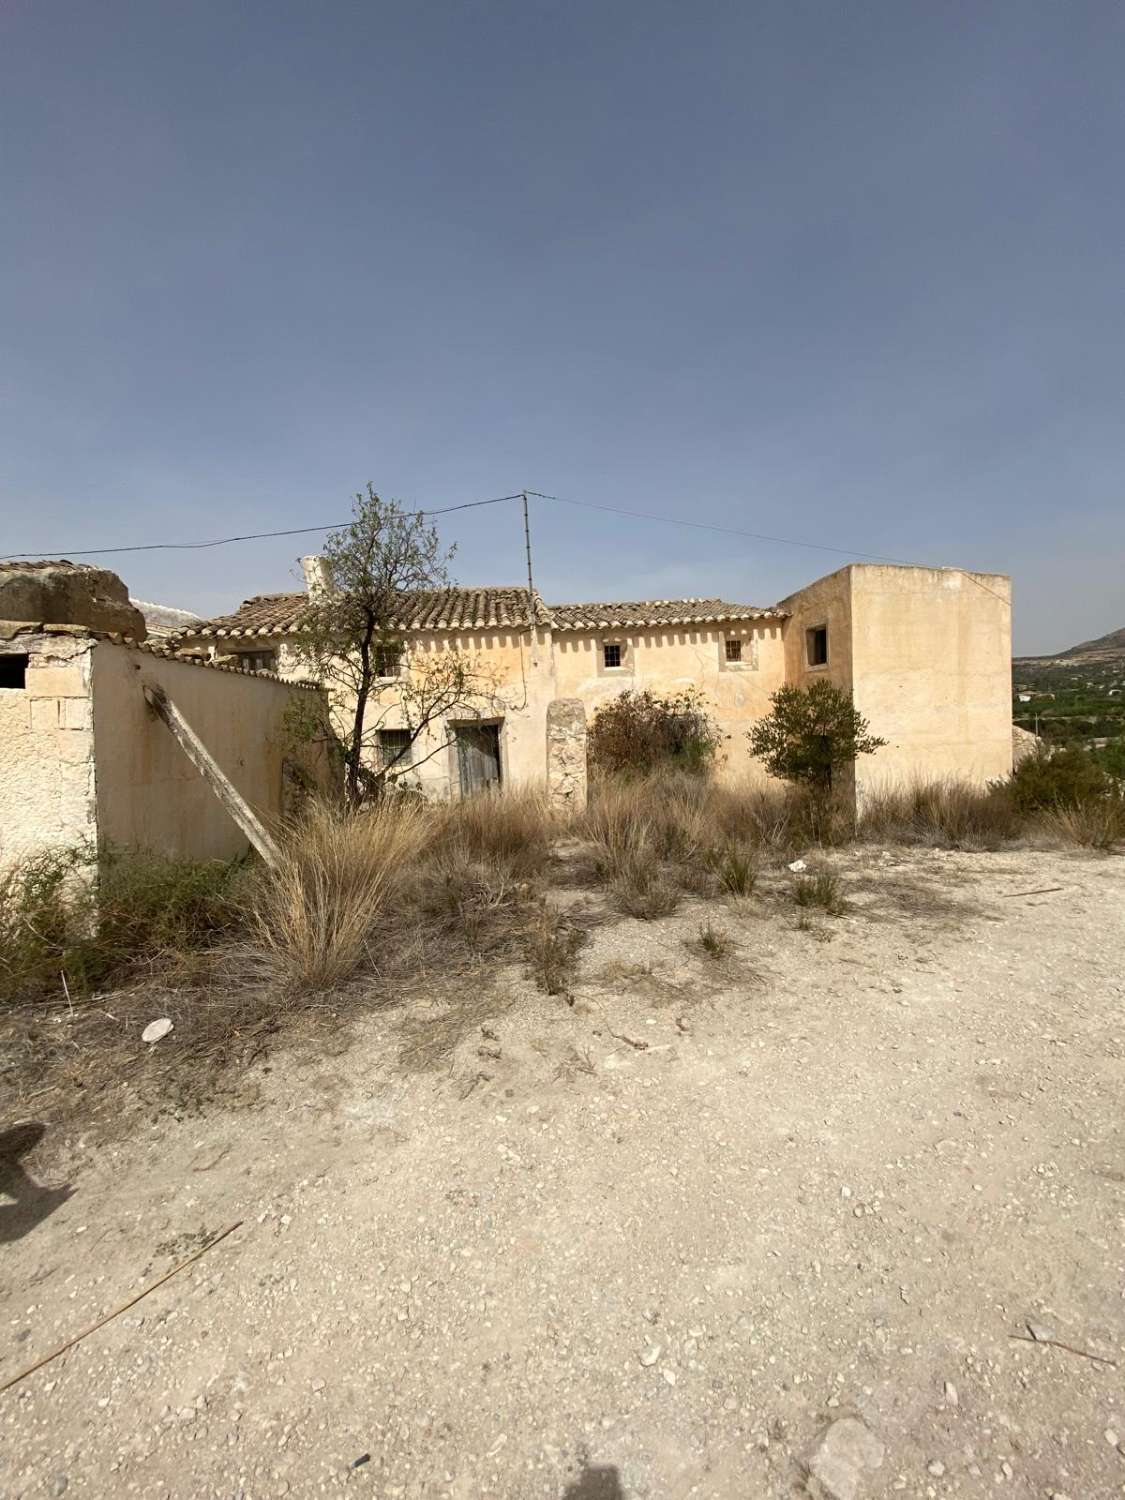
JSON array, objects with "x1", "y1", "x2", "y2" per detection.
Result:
[
  {"x1": 0, "y1": 1122, "x2": 73, "y2": 1244},
  {"x1": 562, "y1": 1461, "x2": 625, "y2": 1498}
]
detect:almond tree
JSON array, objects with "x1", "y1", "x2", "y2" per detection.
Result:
[{"x1": 290, "y1": 485, "x2": 497, "y2": 805}]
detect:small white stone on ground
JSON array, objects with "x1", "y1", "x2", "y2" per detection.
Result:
[
  {"x1": 141, "y1": 1018, "x2": 174, "y2": 1043},
  {"x1": 807, "y1": 1417, "x2": 885, "y2": 1500}
]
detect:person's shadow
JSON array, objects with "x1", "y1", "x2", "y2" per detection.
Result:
[
  {"x1": 0, "y1": 1123, "x2": 74, "y2": 1244},
  {"x1": 562, "y1": 1462, "x2": 625, "y2": 1499}
]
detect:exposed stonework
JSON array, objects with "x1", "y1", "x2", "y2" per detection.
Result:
[
  {"x1": 0, "y1": 631, "x2": 98, "y2": 866},
  {"x1": 1012, "y1": 723, "x2": 1040, "y2": 766},
  {"x1": 0, "y1": 561, "x2": 147, "y2": 640},
  {"x1": 546, "y1": 697, "x2": 587, "y2": 813}
]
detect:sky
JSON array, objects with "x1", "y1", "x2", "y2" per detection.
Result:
[{"x1": 2, "y1": 2, "x2": 1123, "y2": 654}]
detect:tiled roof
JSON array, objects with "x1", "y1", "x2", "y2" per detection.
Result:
[
  {"x1": 0, "y1": 620, "x2": 318, "y2": 688},
  {"x1": 549, "y1": 597, "x2": 782, "y2": 630},
  {"x1": 181, "y1": 587, "x2": 554, "y2": 638},
  {"x1": 181, "y1": 588, "x2": 783, "y2": 639}
]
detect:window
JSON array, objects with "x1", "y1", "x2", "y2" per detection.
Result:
[
  {"x1": 377, "y1": 729, "x2": 413, "y2": 770},
  {"x1": 374, "y1": 645, "x2": 402, "y2": 678},
  {"x1": 237, "y1": 650, "x2": 277, "y2": 673},
  {"x1": 806, "y1": 626, "x2": 828, "y2": 667},
  {"x1": 724, "y1": 638, "x2": 743, "y2": 663},
  {"x1": 0, "y1": 654, "x2": 28, "y2": 689},
  {"x1": 603, "y1": 642, "x2": 623, "y2": 669}
]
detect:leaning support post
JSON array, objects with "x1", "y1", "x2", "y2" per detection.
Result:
[{"x1": 142, "y1": 683, "x2": 283, "y2": 869}]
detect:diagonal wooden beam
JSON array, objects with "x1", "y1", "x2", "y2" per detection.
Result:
[{"x1": 142, "y1": 683, "x2": 282, "y2": 868}]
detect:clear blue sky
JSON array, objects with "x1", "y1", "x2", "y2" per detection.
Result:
[{"x1": 3, "y1": 1, "x2": 1123, "y2": 653}]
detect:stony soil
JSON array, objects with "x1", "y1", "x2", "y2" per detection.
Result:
[{"x1": 2, "y1": 846, "x2": 1124, "y2": 1499}]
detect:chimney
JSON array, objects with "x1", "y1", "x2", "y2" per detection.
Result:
[{"x1": 300, "y1": 554, "x2": 333, "y2": 599}]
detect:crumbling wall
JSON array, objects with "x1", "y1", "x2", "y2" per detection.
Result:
[
  {"x1": 0, "y1": 627, "x2": 98, "y2": 867},
  {"x1": 546, "y1": 698, "x2": 587, "y2": 812},
  {"x1": 0, "y1": 561, "x2": 147, "y2": 639}
]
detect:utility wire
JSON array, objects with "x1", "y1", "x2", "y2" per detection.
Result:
[
  {"x1": 0, "y1": 494, "x2": 523, "y2": 561},
  {"x1": 0, "y1": 484, "x2": 1010, "y2": 608},
  {"x1": 525, "y1": 490, "x2": 1012, "y2": 607}
]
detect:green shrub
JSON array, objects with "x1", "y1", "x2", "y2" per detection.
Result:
[
  {"x1": 1007, "y1": 747, "x2": 1112, "y2": 813},
  {"x1": 0, "y1": 844, "x2": 245, "y2": 1005}
]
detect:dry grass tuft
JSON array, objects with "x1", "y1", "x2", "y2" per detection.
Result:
[
  {"x1": 250, "y1": 799, "x2": 429, "y2": 992},
  {"x1": 793, "y1": 869, "x2": 847, "y2": 916},
  {"x1": 1037, "y1": 798, "x2": 1125, "y2": 850},
  {"x1": 689, "y1": 919, "x2": 734, "y2": 960},
  {"x1": 429, "y1": 785, "x2": 554, "y2": 881},
  {"x1": 524, "y1": 908, "x2": 585, "y2": 995},
  {"x1": 859, "y1": 779, "x2": 1021, "y2": 850}
]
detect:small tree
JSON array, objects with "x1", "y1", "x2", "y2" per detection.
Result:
[
  {"x1": 588, "y1": 688, "x2": 722, "y2": 778},
  {"x1": 747, "y1": 681, "x2": 886, "y2": 809},
  {"x1": 290, "y1": 485, "x2": 498, "y2": 805}
]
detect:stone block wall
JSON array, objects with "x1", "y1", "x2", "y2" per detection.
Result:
[{"x1": 546, "y1": 697, "x2": 587, "y2": 813}]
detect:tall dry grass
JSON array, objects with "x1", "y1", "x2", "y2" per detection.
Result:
[
  {"x1": 250, "y1": 798, "x2": 429, "y2": 992},
  {"x1": 858, "y1": 778, "x2": 1022, "y2": 850}
]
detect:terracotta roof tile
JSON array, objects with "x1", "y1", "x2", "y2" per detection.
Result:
[
  {"x1": 181, "y1": 588, "x2": 784, "y2": 639},
  {"x1": 549, "y1": 597, "x2": 782, "y2": 630},
  {"x1": 181, "y1": 587, "x2": 553, "y2": 638}
]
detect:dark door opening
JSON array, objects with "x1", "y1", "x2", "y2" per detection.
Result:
[{"x1": 455, "y1": 723, "x2": 502, "y2": 796}]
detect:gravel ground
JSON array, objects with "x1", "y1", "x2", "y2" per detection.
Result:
[{"x1": 2, "y1": 846, "x2": 1124, "y2": 1499}]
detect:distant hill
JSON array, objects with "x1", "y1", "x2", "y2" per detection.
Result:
[
  {"x1": 1058, "y1": 626, "x2": 1125, "y2": 660},
  {"x1": 1016, "y1": 624, "x2": 1125, "y2": 667}
]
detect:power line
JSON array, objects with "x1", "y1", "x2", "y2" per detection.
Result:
[
  {"x1": 0, "y1": 493, "x2": 524, "y2": 561},
  {"x1": 0, "y1": 483, "x2": 1010, "y2": 608},
  {"x1": 525, "y1": 490, "x2": 1012, "y2": 608}
]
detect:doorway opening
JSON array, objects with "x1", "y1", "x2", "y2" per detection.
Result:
[{"x1": 454, "y1": 722, "x2": 502, "y2": 796}]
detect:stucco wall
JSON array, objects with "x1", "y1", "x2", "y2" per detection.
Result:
[
  {"x1": 848, "y1": 565, "x2": 1012, "y2": 792},
  {"x1": 552, "y1": 621, "x2": 787, "y2": 782},
  {"x1": 780, "y1": 564, "x2": 1012, "y2": 796},
  {"x1": 0, "y1": 630, "x2": 98, "y2": 867},
  {"x1": 91, "y1": 644, "x2": 328, "y2": 860}
]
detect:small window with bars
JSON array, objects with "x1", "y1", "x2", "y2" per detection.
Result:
[
  {"x1": 724, "y1": 638, "x2": 743, "y2": 663},
  {"x1": 603, "y1": 642, "x2": 623, "y2": 669},
  {"x1": 377, "y1": 729, "x2": 413, "y2": 770},
  {"x1": 237, "y1": 650, "x2": 277, "y2": 673},
  {"x1": 374, "y1": 645, "x2": 403, "y2": 678}
]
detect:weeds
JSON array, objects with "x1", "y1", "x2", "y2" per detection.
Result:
[
  {"x1": 690, "y1": 920, "x2": 733, "y2": 960},
  {"x1": 250, "y1": 799, "x2": 428, "y2": 992},
  {"x1": 524, "y1": 908, "x2": 585, "y2": 994},
  {"x1": 859, "y1": 779, "x2": 1021, "y2": 849},
  {"x1": 706, "y1": 840, "x2": 758, "y2": 896},
  {"x1": 609, "y1": 852, "x2": 681, "y2": 920},
  {"x1": 793, "y1": 870, "x2": 847, "y2": 916},
  {"x1": 0, "y1": 843, "x2": 244, "y2": 1005}
]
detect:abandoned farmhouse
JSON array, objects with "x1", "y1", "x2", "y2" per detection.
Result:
[
  {"x1": 0, "y1": 552, "x2": 1013, "y2": 868},
  {"x1": 0, "y1": 558, "x2": 1020, "y2": 870},
  {"x1": 0, "y1": 552, "x2": 1014, "y2": 870}
]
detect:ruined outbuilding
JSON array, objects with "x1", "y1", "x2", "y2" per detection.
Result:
[{"x1": 0, "y1": 563, "x2": 328, "y2": 868}]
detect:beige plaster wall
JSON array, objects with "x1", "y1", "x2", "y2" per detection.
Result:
[
  {"x1": 294, "y1": 628, "x2": 555, "y2": 800},
  {"x1": 551, "y1": 621, "x2": 787, "y2": 782},
  {"x1": 92, "y1": 644, "x2": 328, "y2": 860},
  {"x1": 779, "y1": 564, "x2": 1012, "y2": 796},
  {"x1": 848, "y1": 565, "x2": 1012, "y2": 792},
  {"x1": 0, "y1": 631, "x2": 98, "y2": 867}
]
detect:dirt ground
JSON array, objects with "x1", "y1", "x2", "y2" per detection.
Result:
[{"x1": 2, "y1": 846, "x2": 1124, "y2": 1499}]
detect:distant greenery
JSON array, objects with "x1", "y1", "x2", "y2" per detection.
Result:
[{"x1": 1012, "y1": 656, "x2": 1125, "y2": 767}]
